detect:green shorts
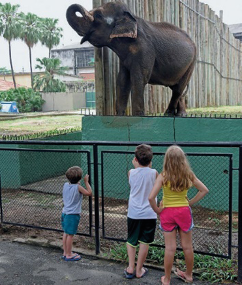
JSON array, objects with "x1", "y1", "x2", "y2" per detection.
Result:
[
  {"x1": 127, "y1": 217, "x2": 157, "y2": 247},
  {"x1": 61, "y1": 213, "x2": 80, "y2": 235}
]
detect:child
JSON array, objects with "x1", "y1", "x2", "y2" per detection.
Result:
[
  {"x1": 124, "y1": 144, "x2": 158, "y2": 279},
  {"x1": 61, "y1": 166, "x2": 92, "y2": 261},
  {"x1": 149, "y1": 145, "x2": 209, "y2": 285}
]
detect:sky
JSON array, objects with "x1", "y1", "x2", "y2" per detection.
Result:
[{"x1": 0, "y1": 0, "x2": 241, "y2": 73}]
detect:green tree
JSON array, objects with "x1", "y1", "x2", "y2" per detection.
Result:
[
  {"x1": 0, "y1": 3, "x2": 21, "y2": 89},
  {"x1": 0, "y1": 67, "x2": 11, "y2": 75},
  {"x1": 20, "y1": 12, "x2": 41, "y2": 89},
  {"x1": 33, "y1": 57, "x2": 67, "y2": 92},
  {"x1": 40, "y1": 18, "x2": 63, "y2": 58}
]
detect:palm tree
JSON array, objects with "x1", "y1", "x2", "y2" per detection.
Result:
[
  {"x1": 0, "y1": 3, "x2": 21, "y2": 89},
  {"x1": 33, "y1": 57, "x2": 68, "y2": 92},
  {"x1": 20, "y1": 12, "x2": 41, "y2": 88},
  {"x1": 40, "y1": 18, "x2": 63, "y2": 58}
]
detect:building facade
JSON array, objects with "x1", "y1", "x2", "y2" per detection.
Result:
[{"x1": 51, "y1": 42, "x2": 95, "y2": 80}]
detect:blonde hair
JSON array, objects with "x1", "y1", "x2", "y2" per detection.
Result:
[{"x1": 162, "y1": 145, "x2": 195, "y2": 192}]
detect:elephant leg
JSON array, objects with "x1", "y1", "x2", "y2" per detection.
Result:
[
  {"x1": 116, "y1": 65, "x2": 131, "y2": 115},
  {"x1": 176, "y1": 96, "x2": 187, "y2": 117},
  {"x1": 130, "y1": 81, "x2": 146, "y2": 116},
  {"x1": 175, "y1": 59, "x2": 196, "y2": 116},
  {"x1": 164, "y1": 89, "x2": 180, "y2": 116}
]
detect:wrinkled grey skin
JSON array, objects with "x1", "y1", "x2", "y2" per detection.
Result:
[{"x1": 66, "y1": 1, "x2": 196, "y2": 116}]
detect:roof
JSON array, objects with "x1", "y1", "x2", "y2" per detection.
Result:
[
  {"x1": 52, "y1": 41, "x2": 94, "y2": 51},
  {"x1": 229, "y1": 23, "x2": 242, "y2": 34},
  {"x1": 0, "y1": 79, "x2": 26, "y2": 91}
]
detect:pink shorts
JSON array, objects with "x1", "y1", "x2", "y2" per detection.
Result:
[{"x1": 160, "y1": 206, "x2": 194, "y2": 232}]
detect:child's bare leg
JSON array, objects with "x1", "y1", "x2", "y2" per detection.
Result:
[
  {"x1": 65, "y1": 234, "x2": 74, "y2": 257},
  {"x1": 62, "y1": 232, "x2": 67, "y2": 256},
  {"x1": 126, "y1": 243, "x2": 136, "y2": 273},
  {"x1": 136, "y1": 243, "x2": 149, "y2": 277},
  {"x1": 179, "y1": 229, "x2": 194, "y2": 281},
  {"x1": 163, "y1": 230, "x2": 177, "y2": 284}
]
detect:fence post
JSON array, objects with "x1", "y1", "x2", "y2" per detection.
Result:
[
  {"x1": 0, "y1": 175, "x2": 2, "y2": 224},
  {"x1": 93, "y1": 144, "x2": 100, "y2": 254},
  {"x1": 238, "y1": 146, "x2": 242, "y2": 282}
]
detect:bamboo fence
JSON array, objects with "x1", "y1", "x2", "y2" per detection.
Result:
[{"x1": 93, "y1": 0, "x2": 242, "y2": 115}]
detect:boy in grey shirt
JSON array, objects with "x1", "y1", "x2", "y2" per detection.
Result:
[{"x1": 61, "y1": 166, "x2": 92, "y2": 261}]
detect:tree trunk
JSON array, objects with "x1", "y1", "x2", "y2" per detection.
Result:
[
  {"x1": 8, "y1": 41, "x2": 16, "y2": 89},
  {"x1": 49, "y1": 48, "x2": 51, "y2": 58},
  {"x1": 28, "y1": 45, "x2": 33, "y2": 89}
]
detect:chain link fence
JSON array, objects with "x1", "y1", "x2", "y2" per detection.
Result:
[
  {"x1": 0, "y1": 147, "x2": 92, "y2": 236},
  {"x1": 0, "y1": 141, "x2": 240, "y2": 260},
  {"x1": 101, "y1": 150, "x2": 233, "y2": 258}
]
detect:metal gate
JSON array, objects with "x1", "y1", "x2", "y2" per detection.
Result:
[
  {"x1": 100, "y1": 150, "x2": 233, "y2": 258},
  {"x1": 0, "y1": 147, "x2": 92, "y2": 237}
]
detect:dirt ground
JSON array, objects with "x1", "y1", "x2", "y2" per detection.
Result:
[{"x1": 0, "y1": 188, "x2": 238, "y2": 261}]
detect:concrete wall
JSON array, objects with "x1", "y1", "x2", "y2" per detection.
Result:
[
  {"x1": 41, "y1": 92, "x2": 86, "y2": 111},
  {"x1": 51, "y1": 50, "x2": 75, "y2": 70},
  {"x1": 0, "y1": 73, "x2": 38, "y2": 88}
]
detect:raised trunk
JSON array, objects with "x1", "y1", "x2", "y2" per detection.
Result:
[{"x1": 66, "y1": 4, "x2": 93, "y2": 37}]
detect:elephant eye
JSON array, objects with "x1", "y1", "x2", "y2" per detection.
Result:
[{"x1": 94, "y1": 12, "x2": 103, "y2": 20}]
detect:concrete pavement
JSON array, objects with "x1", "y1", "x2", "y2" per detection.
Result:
[{"x1": 0, "y1": 240, "x2": 218, "y2": 285}]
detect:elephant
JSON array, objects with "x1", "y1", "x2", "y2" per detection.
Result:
[{"x1": 66, "y1": 1, "x2": 196, "y2": 116}]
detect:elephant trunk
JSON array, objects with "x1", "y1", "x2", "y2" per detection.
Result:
[{"x1": 66, "y1": 4, "x2": 94, "y2": 37}]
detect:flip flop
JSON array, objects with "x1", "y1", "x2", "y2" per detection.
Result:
[
  {"x1": 64, "y1": 253, "x2": 81, "y2": 261},
  {"x1": 136, "y1": 267, "x2": 148, "y2": 278},
  {"x1": 174, "y1": 269, "x2": 193, "y2": 283},
  {"x1": 124, "y1": 269, "x2": 136, "y2": 279}
]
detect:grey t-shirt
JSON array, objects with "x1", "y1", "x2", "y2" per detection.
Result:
[{"x1": 62, "y1": 183, "x2": 83, "y2": 214}]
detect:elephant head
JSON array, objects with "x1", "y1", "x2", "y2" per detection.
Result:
[{"x1": 66, "y1": 2, "x2": 137, "y2": 48}]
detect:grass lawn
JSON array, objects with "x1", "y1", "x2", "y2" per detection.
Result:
[
  {"x1": 0, "y1": 106, "x2": 241, "y2": 138},
  {"x1": 187, "y1": 106, "x2": 242, "y2": 116},
  {"x1": 0, "y1": 114, "x2": 83, "y2": 137}
]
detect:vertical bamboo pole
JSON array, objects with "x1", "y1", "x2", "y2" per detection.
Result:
[{"x1": 93, "y1": 0, "x2": 105, "y2": 115}]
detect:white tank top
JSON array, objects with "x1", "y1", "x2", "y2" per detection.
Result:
[{"x1": 128, "y1": 167, "x2": 157, "y2": 219}]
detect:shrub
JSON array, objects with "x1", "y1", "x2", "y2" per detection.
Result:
[{"x1": 0, "y1": 87, "x2": 45, "y2": 112}]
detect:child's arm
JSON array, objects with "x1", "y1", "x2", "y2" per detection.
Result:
[
  {"x1": 188, "y1": 176, "x2": 209, "y2": 206},
  {"x1": 149, "y1": 173, "x2": 163, "y2": 214},
  {"x1": 78, "y1": 174, "x2": 92, "y2": 196}
]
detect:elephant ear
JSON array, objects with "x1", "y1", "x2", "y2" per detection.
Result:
[{"x1": 110, "y1": 11, "x2": 137, "y2": 39}]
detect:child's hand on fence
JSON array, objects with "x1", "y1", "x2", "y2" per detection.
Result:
[{"x1": 83, "y1": 174, "x2": 89, "y2": 183}]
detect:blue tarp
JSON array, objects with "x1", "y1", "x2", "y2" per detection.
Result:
[{"x1": 0, "y1": 101, "x2": 19, "y2": 113}]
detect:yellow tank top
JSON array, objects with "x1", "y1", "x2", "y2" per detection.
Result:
[{"x1": 163, "y1": 182, "x2": 189, "y2": 207}]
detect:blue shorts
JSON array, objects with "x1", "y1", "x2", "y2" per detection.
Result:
[{"x1": 61, "y1": 213, "x2": 80, "y2": 235}]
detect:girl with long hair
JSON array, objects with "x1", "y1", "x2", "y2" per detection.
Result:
[{"x1": 149, "y1": 145, "x2": 209, "y2": 285}]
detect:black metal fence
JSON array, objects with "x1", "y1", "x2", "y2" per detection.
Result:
[{"x1": 0, "y1": 140, "x2": 242, "y2": 279}]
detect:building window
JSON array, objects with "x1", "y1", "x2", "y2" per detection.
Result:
[{"x1": 75, "y1": 48, "x2": 95, "y2": 68}]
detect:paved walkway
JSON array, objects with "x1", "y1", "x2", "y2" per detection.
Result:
[{"x1": 0, "y1": 240, "x2": 221, "y2": 285}]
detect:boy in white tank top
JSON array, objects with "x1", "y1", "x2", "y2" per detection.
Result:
[{"x1": 124, "y1": 144, "x2": 158, "y2": 279}]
